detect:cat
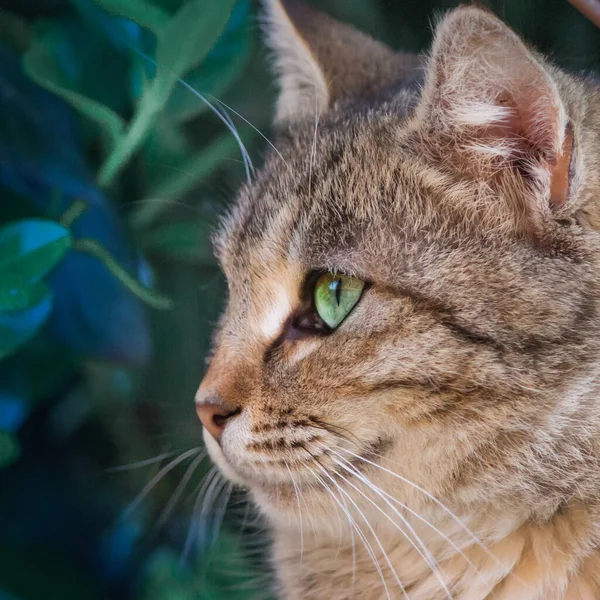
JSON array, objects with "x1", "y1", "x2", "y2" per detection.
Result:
[{"x1": 195, "y1": 1, "x2": 600, "y2": 598}]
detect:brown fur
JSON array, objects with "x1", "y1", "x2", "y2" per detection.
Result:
[{"x1": 196, "y1": 2, "x2": 600, "y2": 598}]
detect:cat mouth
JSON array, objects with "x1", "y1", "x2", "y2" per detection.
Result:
[
  {"x1": 245, "y1": 436, "x2": 393, "y2": 490},
  {"x1": 244, "y1": 437, "x2": 394, "y2": 515}
]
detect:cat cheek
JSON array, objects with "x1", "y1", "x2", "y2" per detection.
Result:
[{"x1": 203, "y1": 429, "x2": 246, "y2": 486}]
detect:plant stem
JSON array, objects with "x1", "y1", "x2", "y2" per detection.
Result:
[
  {"x1": 72, "y1": 238, "x2": 172, "y2": 310},
  {"x1": 97, "y1": 95, "x2": 161, "y2": 189},
  {"x1": 59, "y1": 199, "x2": 88, "y2": 227}
]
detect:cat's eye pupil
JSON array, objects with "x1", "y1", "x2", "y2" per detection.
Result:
[{"x1": 331, "y1": 278, "x2": 342, "y2": 306}]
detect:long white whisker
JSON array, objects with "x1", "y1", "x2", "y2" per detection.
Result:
[
  {"x1": 209, "y1": 481, "x2": 233, "y2": 546},
  {"x1": 329, "y1": 453, "x2": 453, "y2": 600},
  {"x1": 213, "y1": 102, "x2": 255, "y2": 183},
  {"x1": 154, "y1": 451, "x2": 206, "y2": 532},
  {"x1": 127, "y1": 46, "x2": 254, "y2": 184},
  {"x1": 180, "y1": 467, "x2": 219, "y2": 564},
  {"x1": 306, "y1": 464, "x2": 391, "y2": 600},
  {"x1": 338, "y1": 447, "x2": 532, "y2": 592},
  {"x1": 285, "y1": 462, "x2": 305, "y2": 563},
  {"x1": 210, "y1": 101, "x2": 252, "y2": 184},
  {"x1": 314, "y1": 463, "x2": 410, "y2": 600},
  {"x1": 209, "y1": 95, "x2": 287, "y2": 165},
  {"x1": 122, "y1": 448, "x2": 201, "y2": 519},
  {"x1": 339, "y1": 448, "x2": 501, "y2": 564},
  {"x1": 198, "y1": 470, "x2": 227, "y2": 544},
  {"x1": 333, "y1": 468, "x2": 358, "y2": 593},
  {"x1": 106, "y1": 451, "x2": 177, "y2": 473},
  {"x1": 329, "y1": 446, "x2": 480, "y2": 575}
]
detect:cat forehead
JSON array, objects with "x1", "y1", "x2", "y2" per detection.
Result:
[{"x1": 216, "y1": 110, "x2": 450, "y2": 275}]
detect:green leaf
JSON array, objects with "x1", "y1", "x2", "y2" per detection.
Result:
[
  {"x1": 0, "y1": 287, "x2": 53, "y2": 361},
  {"x1": 165, "y1": 0, "x2": 252, "y2": 123},
  {"x1": 164, "y1": 47, "x2": 249, "y2": 123},
  {"x1": 0, "y1": 281, "x2": 49, "y2": 312},
  {"x1": 0, "y1": 431, "x2": 20, "y2": 469},
  {"x1": 139, "y1": 221, "x2": 215, "y2": 266},
  {"x1": 93, "y1": 0, "x2": 170, "y2": 35},
  {"x1": 152, "y1": 0, "x2": 185, "y2": 13},
  {"x1": 133, "y1": 132, "x2": 239, "y2": 228},
  {"x1": 97, "y1": 0, "x2": 239, "y2": 187},
  {"x1": 0, "y1": 219, "x2": 71, "y2": 293},
  {"x1": 23, "y1": 30, "x2": 126, "y2": 151},
  {"x1": 154, "y1": 0, "x2": 238, "y2": 103}
]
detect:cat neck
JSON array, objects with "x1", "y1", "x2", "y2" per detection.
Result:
[{"x1": 270, "y1": 500, "x2": 600, "y2": 599}]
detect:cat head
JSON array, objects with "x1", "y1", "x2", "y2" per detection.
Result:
[{"x1": 196, "y1": 1, "x2": 600, "y2": 532}]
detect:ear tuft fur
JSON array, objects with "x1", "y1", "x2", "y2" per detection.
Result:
[
  {"x1": 260, "y1": 0, "x2": 329, "y2": 124},
  {"x1": 261, "y1": 0, "x2": 421, "y2": 125}
]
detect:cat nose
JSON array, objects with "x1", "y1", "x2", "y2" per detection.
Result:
[{"x1": 196, "y1": 401, "x2": 239, "y2": 441}]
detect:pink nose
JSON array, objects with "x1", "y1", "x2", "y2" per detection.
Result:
[{"x1": 196, "y1": 402, "x2": 239, "y2": 441}]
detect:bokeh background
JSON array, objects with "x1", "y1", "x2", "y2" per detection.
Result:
[{"x1": 0, "y1": 1, "x2": 598, "y2": 598}]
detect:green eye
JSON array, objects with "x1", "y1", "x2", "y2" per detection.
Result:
[{"x1": 314, "y1": 273, "x2": 365, "y2": 329}]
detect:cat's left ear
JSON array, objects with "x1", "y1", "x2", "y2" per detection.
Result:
[
  {"x1": 418, "y1": 7, "x2": 574, "y2": 211},
  {"x1": 261, "y1": 0, "x2": 418, "y2": 125}
]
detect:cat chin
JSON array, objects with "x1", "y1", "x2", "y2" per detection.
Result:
[{"x1": 250, "y1": 483, "x2": 323, "y2": 523}]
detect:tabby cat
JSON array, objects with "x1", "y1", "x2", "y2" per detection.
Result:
[{"x1": 195, "y1": 1, "x2": 600, "y2": 597}]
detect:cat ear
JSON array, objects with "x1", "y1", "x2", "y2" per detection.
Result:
[
  {"x1": 261, "y1": 0, "x2": 415, "y2": 125},
  {"x1": 418, "y1": 7, "x2": 573, "y2": 210}
]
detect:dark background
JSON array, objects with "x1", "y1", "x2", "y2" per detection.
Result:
[{"x1": 0, "y1": 1, "x2": 598, "y2": 599}]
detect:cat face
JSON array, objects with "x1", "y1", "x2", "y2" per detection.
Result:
[{"x1": 196, "y1": 2, "x2": 600, "y2": 530}]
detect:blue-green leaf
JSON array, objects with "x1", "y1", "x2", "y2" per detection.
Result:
[
  {"x1": 0, "y1": 219, "x2": 72, "y2": 293},
  {"x1": 97, "y1": 0, "x2": 239, "y2": 187},
  {"x1": 164, "y1": 0, "x2": 251, "y2": 123},
  {"x1": 0, "y1": 281, "x2": 49, "y2": 312},
  {"x1": 22, "y1": 20, "x2": 127, "y2": 150},
  {"x1": 0, "y1": 288, "x2": 53, "y2": 360},
  {"x1": 153, "y1": 0, "x2": 238, "y2": 103},
  {"x1": 93, "y1": 0, "x2": 169, "y2": 35}
]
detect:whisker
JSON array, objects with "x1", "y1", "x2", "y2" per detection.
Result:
[
  {"x1": 105, "y1": 451, "x2": 177, "y2": 473},
  {"x1": 121, "y1": 448, "x2": 201, "y2": 520},
  {"x1": 210, "y1": 101, "x2": 253, "y2": 185},
  {"x1": 308, "y1": 418, "x2": 363, "y2": 448},
  {"x1": 328, "y1": 446, "x2": 481, "y2": 575},
  {"x1": 180, "y1": 466, "x2": 220, "y2": 564},
  {"x1": 197, "y1": 469, "x2": 228, "y2": 546},
  {"x1": 285, "y1": 461, "x2": 305, "y2": 563},
  {"x1": 209, "y1": 95, "x2": 287, "y2": 165},
  {"x1": 127, "y1": 46, "x2": 254, "y2": 185},
  {"x1": 311, "y1": 463, "x2": 401, "y2": 600},
  {"x1": 209, "y1": 481, "x2": 233, "y2": 546},
  {"x1": 153, "y1": 451, "x2": 207, "y2": 533},
  {"x1": 306, "y1": 464, "x2": 391, "y2": 600},
  {"x1": 213, "y1": 101, "x2": 255, "y2": 182},
  {"x1": 338, "y1": 447, "x2": 533, "y2": 592},
  {"x1": 308, "y1": 101, "x2": 320, "y2": 204},
  {"x1": 328, "y1": 452, "x2": 454, "y2": 600},
  {"x1": 338, "y1": 447, "x2": 504, "y2": 567}
]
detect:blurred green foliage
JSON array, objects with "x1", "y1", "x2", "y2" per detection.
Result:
[{"x1": 0, "y1": 0, "x2": 598, "y2": 598}]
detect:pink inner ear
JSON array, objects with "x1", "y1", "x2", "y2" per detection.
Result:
[
  {"x1": 513, "y1": 82, "x2": 564, "y2": 160},
  {"x1": 548, "y1": 125, "x2": 573, "y2": 209}
]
